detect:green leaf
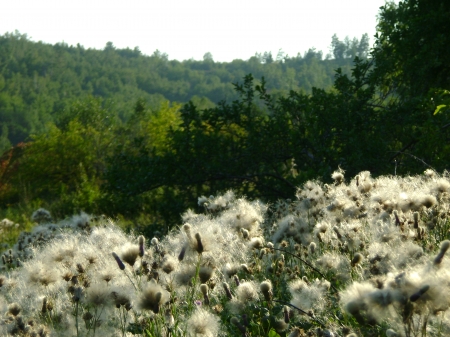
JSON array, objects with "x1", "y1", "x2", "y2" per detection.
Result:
[
  {"x1": 434, "y1": 104, "x2": 448, "y2": 115},
  {"x1": 268, "y1": 328, "x2": 281, "y2": 337}
]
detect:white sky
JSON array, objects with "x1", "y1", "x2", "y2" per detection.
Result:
[{"x1": 0, "y1": 0, "x2": 392, "y2": 62}]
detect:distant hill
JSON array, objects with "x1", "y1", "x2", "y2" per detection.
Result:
[{"x1": 0, "y1": 31, "x2": 359, "y2": 152}]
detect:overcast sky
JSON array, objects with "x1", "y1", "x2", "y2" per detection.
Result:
[{"x1": 1, "y1": 0, "x2": 393, "y2": 62}]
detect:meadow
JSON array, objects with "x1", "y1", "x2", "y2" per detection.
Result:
[{"x1": 1, "y1": 168, "x2": 450, "y2": 337}]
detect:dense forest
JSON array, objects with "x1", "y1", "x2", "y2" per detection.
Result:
[
  {"x1": 0, "y1": 32, "x2": 367, "y2": 152},
  {"x1": 0, "y1": 0, "x2": 449, "y2": 236}
]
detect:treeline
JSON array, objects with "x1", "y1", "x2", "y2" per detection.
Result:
[
  {"x1": 1, "y1": 0, "x2": 449, "y2": 233},
  {"x1": 0, "y1": 31, "x2": 367, "y2": 153}
]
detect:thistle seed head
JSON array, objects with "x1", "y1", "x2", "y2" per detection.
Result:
[
  {"x1": 121, "y1": 245, "x2": 140, "y2": 267},
  {"x1": 8, "y1": 303, "x2": 21, "y2": 317},
  {"x1": 139, "y1": 283, "x2": 169, "y2": 313},
  {"x1": 199, "y1": 265, "x2": 215, "y2": 283},
  {"x1": 351, "y1": 253, "x2": 363, "y2": 267},
  {"x1": 260, "y1": 280, "x2": 273, "y2": 302}
]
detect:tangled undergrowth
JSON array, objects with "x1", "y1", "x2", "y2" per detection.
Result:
[{"x1": 1, "y1": 169, "x2": 450, "y2": 336}]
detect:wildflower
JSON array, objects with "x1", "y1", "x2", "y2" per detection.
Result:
[
  {"x1": 100, "y1": 270, "x2": 115, "y2": 284},
  {"x1": 161, "y1": 255, "x2": 178, "y2": 274},
  {"x1": 273, "y1": 318, "x2": 289, "y2": 333},
  {"x1": 139, "y1": 281, "x2": 170, "y2": 313},
  {"x1": 288, "y1": 328, "x2": 304, "y2": 337},
  {"x1": 8, "y1": 303, "x2": 21, "y2": 316},
  {"x1": 280, "y1": 240, "x2": 289, "y2": 248},
  {"x1": 223, "y1": 282, "x2": 233, "y2": 300},
  {"x1": 240, "y1": 264, "x2": 252, "y2": 274},
  {"x1": 331, "y1": 169, "x2": 344, "y2": 184},
  {"x1": 283, "y1": 306, "x2": 290, "y2": 323},
  {"x1": 138, "y1": 235, "x2": 145, "y2": 257},
  {"x1": 72, "y1": 286, "x2": 84, "y2": 302},
  {"x1": 240, "y1": 228, "x2": 249, "y2": 239},
  {"x1": 165, "y1": 308, "x2": 175, "y2": 327},
  {"x1": 249, "y1": 237, "x2": 264, "y2": 249},
  {"x1": 236, "y1": 281, "x2": 258, "y2": 303},
  {"x1": 76, "y1": 263, "x2": 85, "y2": 274},
  {"x1": 309, "y1": 242, "x2": 316, "y2": 254},
  {"x1": 230, "y1": 317, "x2": 246, "y2": 335},
  {"x1": 82, "y1": 312, "x2": 93, "y2": 321},
  {"x1": 393, "y1": 210, "x2": 400, "y2": 226},
  {"x1": 183, "y1": 224, "x2": 194, "y2": 242},
  {"x1": 424, "y1": 169, "x2": 435, "y2": 178},
  {"x1": 121, "y1": 245, "x2": 140, "y2": 267},
  {"x1": 224, "y1": 264, "x2": 239, "y2": 278},
  {"x1": 351, "y1": 253, "x2": 363, "y2": 267},
  {"x1": 62, "y1": 271, "x2": 73, "y2": 282},
  {"x1": 31, "y1": 208, "x2": 52, "y2": 224},
  {"x1": 199, "y1": 265, "x2": 215, "y2": 283},
  {"x1": 433, "y1": 179, "x2": 450, "y2": 194},
  {"x1": 434, "y1": 240, "x2": 450, "y2": 265},
  {"x1": 419, "y1": 195, "x2": 436, "y2": 208},
  {"x1": 86, "y1": 255, "x2": 97, "y2": 264},
  {"x1": 112, "y1": 252, "x2": 126, "y2": 270},
  {"x1": 186, "y1": 308, "x2": 220, "y2": 337},
  {"x1": 260, "y1": 280, "x2": 273, "y2": 302},
  {"x1": 200, "y1": 284, "x2": 210, "y2": 305},
  {"x1": 111, "y1": 291, "x2": 132, "y2": 310},
  {"x1": 410, "y1": 285, "x2": 430, "y2": 302},
  {"x1": 178, "y1": 243, "x2": 188, "y2": 261},
  {"x1": 194, "y1": 233, "x2": 204, "y2": 254},
  {"x1": 85, "y1": 284, "x2": 113, "y2": 307},
  {"x1": 174, "y1": 265, "x2": 196, "y2": 286},
  {"x1": 28, "y1": 265, "x2": 58, "y2": 287},
  {"x1": 413, "y1": 212, "x2": 419, "y2": 228}
]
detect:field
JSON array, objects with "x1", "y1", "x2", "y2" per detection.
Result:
[{"x1": 1, "y1": 169, "x2": 450, "y2": 337}]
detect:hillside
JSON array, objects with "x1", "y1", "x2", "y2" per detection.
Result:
[{"x1": 0, "y1": 31, "x2": 359, "y2": 152}]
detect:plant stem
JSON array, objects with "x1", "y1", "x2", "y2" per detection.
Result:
[{"x1": 75, "y1": 301, "x2": 79, "y2": 337}]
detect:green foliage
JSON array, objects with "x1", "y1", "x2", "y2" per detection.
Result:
[
  {"x1": 371, "y1": 0, "x2": 450, "y2": 98},
  {"x1": 0, "y1": 30, "x2": 355, "y2": 149}
]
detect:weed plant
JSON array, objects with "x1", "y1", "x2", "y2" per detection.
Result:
[{"x1": 1, "y1": 169, "x2": 450, "y2": 336}]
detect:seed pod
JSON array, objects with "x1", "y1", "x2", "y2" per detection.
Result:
[
  {"x1": 194, "y1": 233, "x2": 204, "y2": 254},
  {"x1": 138, "y1": 235, "x2": 145, "y2": 257},
  {"x1": 112, "y1": 252, "x2": 125, "y2": 270},
  {"x1": 351, "y1": 253, "x2": 363, "y2": 267},
  {"x1": 178, "y1": 244, "x2": 187, "y2": 261},
  {"x1": 223, "y1": 282, "x2": 233, "y2": 300}
]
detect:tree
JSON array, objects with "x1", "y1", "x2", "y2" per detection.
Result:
[
  {"x1": 358, "y1": 33, "x2": 370, "y2": 59},
  {"x1": 331, "y1": 34, "x2": 346, "y2": 59},
  {"x1": 203, "y1": 52, "x2": 214, "y2": 62},
  {"x1": 371, "y1": 0, "x2": 450, "y2": 98},
  {"x1": 0, "y1": 124, "x2": 12, "y2": 155},
  {"x1": 330, "y1": 34, "x2": 370, "y2": 60},
  {"x1": 366, "y1": 0, "x2": 450, "y2": 173}
]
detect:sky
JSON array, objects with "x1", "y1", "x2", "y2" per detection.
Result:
[{"x1": 0, "y1": 0, "x2": 392, "y2": 62}]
